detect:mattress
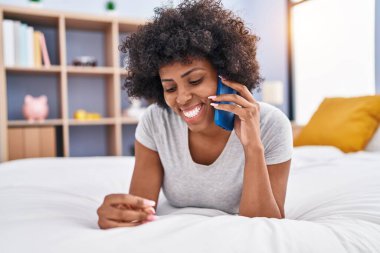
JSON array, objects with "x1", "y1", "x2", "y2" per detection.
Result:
[{"x1": 0, "y1": 146, "x2": 379, "y2": 253}]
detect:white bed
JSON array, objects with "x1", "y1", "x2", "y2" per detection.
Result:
[{"x1": 0, "y1": 146, "x2": 379, "y2": 253}]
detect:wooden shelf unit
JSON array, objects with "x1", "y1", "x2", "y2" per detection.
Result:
[{"x1": 0, "y1": 5, "x2": 146, "y2": 161}]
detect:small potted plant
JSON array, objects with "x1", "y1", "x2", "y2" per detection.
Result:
[{"x1": 105, "y1": 1, "x2": 117, "y2": 15}]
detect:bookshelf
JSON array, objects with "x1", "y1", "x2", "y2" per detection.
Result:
[{"x1": 0, "y1": 5, "x2": 147, "y2": 162}]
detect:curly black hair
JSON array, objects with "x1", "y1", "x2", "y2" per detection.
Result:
[{"x1": 120, "y1": 0, "x2": 262, "y2": 109}]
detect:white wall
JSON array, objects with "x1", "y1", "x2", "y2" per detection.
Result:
[
  {"x1": 0, "y1": 0, "x2": 245, "y2": 19},
  {"x1": 292, "y1": 0, "x2": 376, "y2": 125}
]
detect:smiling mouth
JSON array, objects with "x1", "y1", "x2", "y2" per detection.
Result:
[{"x1": 182, "y1": 104, "x2": 203, "y2": 118}]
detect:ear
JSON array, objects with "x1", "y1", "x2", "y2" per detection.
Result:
[
  {"x1": 40, "y1": 95, "x2": 48, "y2": 103},
  {"x1": 25, "y1": 95, "x2": 33, "y2": 103}
]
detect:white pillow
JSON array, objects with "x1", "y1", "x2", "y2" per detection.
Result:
[{"x1": 365, "y1": 127, "x2": 380, "y2": 152}]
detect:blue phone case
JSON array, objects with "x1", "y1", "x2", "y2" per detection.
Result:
[{"x1": 214, "y1": 76, "x2": 237, "y2": 131}]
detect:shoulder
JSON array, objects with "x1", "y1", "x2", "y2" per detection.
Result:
[
  {"x1": 258, "y1": 102, "x2": 293, "y2": 164},
  {"x1": 258, "y1": 102, "x2": 291, "y2": 129},
  {"x1": 257, "y1": 102, "x2": 293, "y2": 164},
  {"x1": 144, "y1": 103, "x2": 164, "y2": 116}
]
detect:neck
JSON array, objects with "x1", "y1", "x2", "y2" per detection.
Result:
[{"x1": 189, "y1": 122, "x2": 231, "y2": 139}]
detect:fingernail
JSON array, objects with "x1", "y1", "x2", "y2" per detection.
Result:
[
  {"x1": 208, "y1": 95, "x2": 217, "y2": 100},
  {"x1": 144, "y1": 200, "x2": 156, "y2": 206},
  {"x1": 218, "y1": 75, "x2": 224, "y2": 79},
  {"x1": 210, "y1": 103, "x2": 219, "y2": 107},
  {"x1": 146, "y1": 215, "x2": 158, "y2": 221},
  {"x1": 147, "y1": 207, "x2": 156, "y2": 214}
]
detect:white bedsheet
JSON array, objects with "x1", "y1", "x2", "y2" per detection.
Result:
[{"x1": 0, "y1": 146, "x2": 379, "y2": 253}]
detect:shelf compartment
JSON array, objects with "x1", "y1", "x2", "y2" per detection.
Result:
[
  {"x1": 66, "y1": 25, "x2": 112, "y2": 67},
  {"x1": 67, "y1": 66, "x2": 114, "y2": 75},
  {"x1": 118, "y1": 20, "x2": 144, "y2": 68},
  {"x1": 7, "y1": 125, "x2": 63, "y2": 160},
  {"x1": 8, "y1": 119, "x2": 63, "y2": 127},
  {"x1": 2, "y1": 16, "x2": 61, "y2": 66},
  {"x1": 120, "y1": 79, "x2": 150, "y2": 124},
  {"x1": 69, "y1": 125, "x2": 114, "y2": 157},
  {"x1": 119, "y1": 32, "x2": 130, "y2": 69},
  {"x1": 67, "y1": 75, "x2": 115, "y2": 118},
  {"x1": 7, "y1": 73, "x2": 61, "y2": 120},
  {"x1": 122, "y1": 124, "x2": 137, "y2": 156}
]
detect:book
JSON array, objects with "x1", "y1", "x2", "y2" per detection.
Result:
[
  {"x1": 20, "y1": 23, "x2": 28, "y2": 67},
  {"x1": 33, "y1": 31, "x2": 42, "y2": 67},
  {"x1": 2, "y1": 19, "x2": 15, "y2": 67},
  {"x1": 26, "y1": 26, "x2": 34, "y2": 67},
  {"x1": 13, "y1": 21, "x2": 21, "y2": 66},
  {"x1": 39, "y1": 31, "x2": 51, "y2": 67}
]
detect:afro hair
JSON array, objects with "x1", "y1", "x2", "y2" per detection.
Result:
[{"x1": 120, "y1": 0, "x2": 262, "y2": 108}]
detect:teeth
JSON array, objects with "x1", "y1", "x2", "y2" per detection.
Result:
[{"x1": 183, "y1": 105, "x2": 202, "y2": 118}]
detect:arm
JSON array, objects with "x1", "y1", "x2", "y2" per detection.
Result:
[
  {"x1": 97, "y1": 140, "x2": 163, "y2": 229},
  {"x1": 129, "y1": 140, "x2": 164, "y2": 210},
  {"x1": 208, "y1": 76, "x2": 291, "y2": 219},
  {"x1": 239, "y1": 144, "x2": 291, "y2": 218}
]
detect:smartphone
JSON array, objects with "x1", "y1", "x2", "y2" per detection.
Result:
[{"x1": 214, "y1": 75, "x2": 237, "y2": 131}]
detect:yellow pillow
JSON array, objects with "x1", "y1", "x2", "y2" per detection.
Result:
[{"x1": 294, "y1": 95, "x2": 380, "y2": 153}]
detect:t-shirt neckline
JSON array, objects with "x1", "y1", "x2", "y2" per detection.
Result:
[{"x1": 184, "y1": 122, "x2": 235, "y2": 168}]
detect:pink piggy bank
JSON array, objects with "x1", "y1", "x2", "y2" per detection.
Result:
[{"x1": 23, "y1": 95, "x2": 49, "y2": 122}]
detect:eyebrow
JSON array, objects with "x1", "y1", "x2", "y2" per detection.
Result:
[{"x1": 161, "y1": 67, "x2": 205, "y2": 82}]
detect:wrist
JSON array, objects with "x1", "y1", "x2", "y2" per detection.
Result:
[{"x1": 244, "y1": 143, "x2": 264, "y2": 159}]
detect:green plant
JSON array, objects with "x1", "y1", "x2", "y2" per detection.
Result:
[
  {"x1": 106, "y1": 1, "x2": 116, "y2": 11},
  {"x1": 29, "y1": 0, "x2": 42, "y2": 2}
]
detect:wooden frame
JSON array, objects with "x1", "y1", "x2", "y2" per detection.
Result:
[
  {"x1": 287, "y1": 0, "x2": 312, "y2": 121},
  {"x1": 0, "y1": 5, "x2": 146, "y2": 162}
]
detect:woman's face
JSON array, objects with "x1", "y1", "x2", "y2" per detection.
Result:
[{"x1": 159, "y1": 58, "x2": 218, "y2": 133}]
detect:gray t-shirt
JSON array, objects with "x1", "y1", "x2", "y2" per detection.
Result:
[{"x1": 135, "y1": 102, "x2": 293, "y2": 214}]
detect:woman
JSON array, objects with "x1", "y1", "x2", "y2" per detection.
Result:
[{"x1": 97, "y1": 0, "x2": 293, "y2": 229}]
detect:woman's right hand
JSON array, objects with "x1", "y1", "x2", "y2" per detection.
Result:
[{"x1": 97, "y1": 193, "x2": 158, "y2": 229}]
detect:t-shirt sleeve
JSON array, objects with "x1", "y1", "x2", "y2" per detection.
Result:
[
  {"x1": 135, "y1": 105, "x2": 158, "y2": 151},
  {"x1": 261, "y1": 109, "x2": 293, "y2": 165}
]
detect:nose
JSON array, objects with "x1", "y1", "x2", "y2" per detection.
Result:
[{"x1": 176, "y1": 87, "x2": 192, "y2": 105}]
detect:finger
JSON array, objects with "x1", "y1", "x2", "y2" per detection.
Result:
[
  {"x1": 219, "y1": 76, "x2": 255, "y2": 103},
  {"x1": 208, "y1": 94, "x2": 252, "y2": 108},
  {"x1": 98, "y1": 217, "x2": 142, "y2": 229},
  {"x1": 101, "y1": 205, "x2": 149, "y2": 222},
  {"x1": 210, "y1": 102, "x2": 244, "y2": 116},
  {"x1": 143, "y1": 206, "x2": 156, "y2": 215},
  {"x1": 114, "y1": 204, "x2": 127, "y2": 210},
  {"x1": 104, "y1": 194, "x2": 156, "y2": 208}
]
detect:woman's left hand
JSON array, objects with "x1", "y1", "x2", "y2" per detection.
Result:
[{"x1": 209, "y1": 76, "x2": 262, "y2": 150}]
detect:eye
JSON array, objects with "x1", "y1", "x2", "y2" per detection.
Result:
[
  {"x1": 165, "y1": 87, "x2": 176, "y2": 93},
  {"x1": 189, "y1": 78, "x2": 203, "y2": 85}
]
